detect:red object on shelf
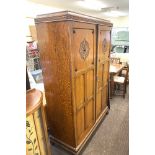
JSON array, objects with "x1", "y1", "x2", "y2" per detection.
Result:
[{"x1": 26, "y1": 41, "x2": 39, "y2": 58}]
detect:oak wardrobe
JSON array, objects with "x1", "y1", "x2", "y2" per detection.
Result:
[{"x1": 35, "y1": 11, "x2": 112, "y2": 154}]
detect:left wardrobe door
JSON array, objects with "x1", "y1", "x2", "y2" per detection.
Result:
[{"x1": 71, "y1": 22, "x2": 96, "y2": 145}]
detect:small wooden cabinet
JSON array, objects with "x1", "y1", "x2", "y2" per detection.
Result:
[
  {"x1": 35, "y1": 11, "x2": 112, "y2": 154},
  {"x1": 26, "y1": 89, "x2": 51, "y2": 155}
]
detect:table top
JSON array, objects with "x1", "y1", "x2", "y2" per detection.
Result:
[
  {"x1": 26, "y1": 88, "x2": 43, "y2": 116},
  {"x1": 110, "y1": 63, "x2": 125, "y2": 74}
]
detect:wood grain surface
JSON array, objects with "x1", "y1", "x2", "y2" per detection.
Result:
[{"x1": 35, "y1": 11, "x2": 112, "y2": 154}]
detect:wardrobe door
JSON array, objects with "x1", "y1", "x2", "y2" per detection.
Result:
[
  {"x1": 102, "y1": 61, "x2": 109, "y2": 110},
  {"x1": 72, "y1": 23, "x2": 96, "y2": 145},
  {"x1": 96, "y1": 26, "x2": 111, "y2": 119}
]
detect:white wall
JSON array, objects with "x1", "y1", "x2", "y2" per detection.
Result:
[
  {"x1": 26, "y1": 1, "x2": 63, "y2": 25},
  {"x1": 26, "y1": 1, "x2": 128, "y2": 28},
  {"x1": 26, "y1": 2, "x2": 129, "y2": 38},
  {"x1": 26, "y1": 1, "x2": 62, "y2": 38},
  {"x1": 107, "y1": 16, "x2": 129, "y2": 28},
  {"x1": 26, "y1": 1, "x2": 62, "y2": 18}
]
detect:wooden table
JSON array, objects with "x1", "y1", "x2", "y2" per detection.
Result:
[{"x1": 109, "y1": 63, "x2": 125, "y2": 99}]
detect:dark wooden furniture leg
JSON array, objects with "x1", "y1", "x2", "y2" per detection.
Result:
[{"x1": 110, "y1": 73, "x2": 114, "y2": 99}]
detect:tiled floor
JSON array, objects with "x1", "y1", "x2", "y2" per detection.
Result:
[{"x1": 51, "y1": 86, "x2": 129, "y2": 155}]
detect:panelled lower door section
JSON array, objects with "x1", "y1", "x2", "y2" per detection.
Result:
[
  {"x1": 72, "y1": 24, "x2": 96, "y2": 145},
  {"x1": 96, "y1": 27, "x2": 111, "y2": 119}
]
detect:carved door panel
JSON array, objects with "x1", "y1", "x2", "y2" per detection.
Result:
[
  {"x1": 72, "y1": 25, "x2": 96, "y2": 145},
  {"x1": 99, "y1": 29, "x2": 111, "y2": 60},
  {"x1": 96, "y1": 27, "x2": 111, "y2": 119},
  {"x1": 73, "y1": 28, "x2": 95, "y2": 71},
  {"x1": 96, "y1": 62, "x2": 109, "y2": 119}
]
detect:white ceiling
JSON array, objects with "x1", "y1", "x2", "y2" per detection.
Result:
[{"x1": 28, "y1": 0, "x2": 128, "y2": 18}]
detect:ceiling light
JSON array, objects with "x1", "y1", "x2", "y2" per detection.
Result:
[
  {"x1": 76, "y1": 0, "x2": 107, "y2": 11},
  {"x1": 103, "y1": 11, "x2": 127, "y2": 17},
  {"x1": 101, "y1": 6, "x2": 119, "y2": 12}
]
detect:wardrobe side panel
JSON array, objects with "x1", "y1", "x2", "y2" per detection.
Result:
[{"x1": 36, "y1": 22, "x2": 76, "y2": 147}]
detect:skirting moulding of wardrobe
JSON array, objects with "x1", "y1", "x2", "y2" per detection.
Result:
[{"x1": 35, "y1": 11, "x2": 113, "y2": 154}]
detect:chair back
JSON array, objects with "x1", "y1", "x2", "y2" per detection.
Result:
[
  {"x1": 123, "y1": 67, "x2": 129, "y2": 83},
  {"x1": 110, "y1": 57, "x2": 120, "y2": 64}
]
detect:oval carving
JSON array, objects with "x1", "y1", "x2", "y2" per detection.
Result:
[
  {"x1": 102, "y1": 38, "x2": 107, "y2": 53},
  {"x1": 79, "y1": 39, "x2": 90, "y2": 60}
]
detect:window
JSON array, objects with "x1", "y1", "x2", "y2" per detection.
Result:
[{"x1": 111, "y1": 27, "x2": 129, "y2": 46}]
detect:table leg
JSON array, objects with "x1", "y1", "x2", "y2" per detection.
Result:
[{"x1": 110, "y1": 73, "x2": 114, "y2": 99}]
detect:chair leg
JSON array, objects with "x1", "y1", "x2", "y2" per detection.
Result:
[
  {"x1": 114, "y1": 83, "x2": 116, "y2": 94},
  {"x1": 123, "y1": 84, "x2": 125, "y2": 98},
  {"x1": 125, "y1": 83, "x2": 126, "y2": 93},
  {"x1": 123, "y1": 93, "x2": 125, "y2": 98},
  {"x1": 113, "y1": 82, "x2": 127, "y2": 98}
]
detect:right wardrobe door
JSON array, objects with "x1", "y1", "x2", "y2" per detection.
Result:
[{"x1": 96, "y1": 25, "x2": 111, "y2": 120}]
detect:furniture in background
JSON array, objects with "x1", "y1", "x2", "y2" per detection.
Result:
[
  {"x1": 110, "y1": 57, "x2": 120, "y2": 64},
  {"x1": 110, "y1": 63, "x2": 125, "y2": 98},
  {"x1": 26, "y1": 89, "x2": 51, "y2": 155},
  {"x1": 29, "y1": 25, "x2": 38, "y2": 41},
  {"x1": 121, "y1": 65, "x2": 129, "y2": 84},
  {"x1": 26, "y1": 41, "x2": 41, "y2": 71},
  {"x1": 113, "y1": 66, "x2": 129, "y2": 98},
  {"x1": 35, "y1": 11, "x2": 112, "y2": 154},
  {"x1": 110, "y1": 57, "x2": 129, "y2": 98},
  {"x1": 26, "y1": 40, "x2": 43, "y2": 84}
]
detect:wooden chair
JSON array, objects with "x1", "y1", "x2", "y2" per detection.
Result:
[
  {"x1": 110, "y1": 57, "x2": 120, "y2": 64},
  {"x1": 121, "y1": 65, "x2": 129, "y2": 84},
  {"x1": 113, "y1": 67, "x2": 129, "y2": 98}
]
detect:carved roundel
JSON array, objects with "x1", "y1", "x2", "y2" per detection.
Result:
[
  {"x1": 102, "y1": 38, "x2": 107, "y2": 53},
  {"x1": 79, "y1": 39, "x2": 90, "y2": 60}
]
